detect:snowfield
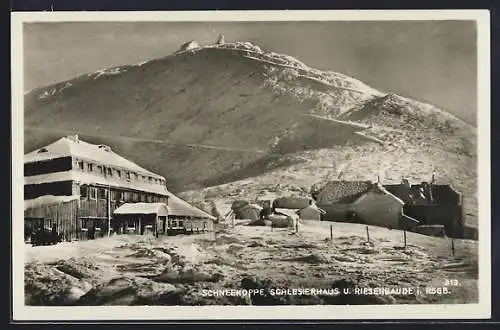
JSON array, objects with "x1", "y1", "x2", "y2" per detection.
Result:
[{"x1": 24, "y1": 220, "x2": 478, "y2": 306}]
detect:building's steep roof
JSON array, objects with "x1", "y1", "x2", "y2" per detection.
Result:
[
  {"x1": 315, "y1": 180, "x2": 373, "y2": 204},
  {"x1": 272, "y1": 196, "x2": 311, "y2": 209},
  {"x1": 299, "y1": 204, "x2": 327, "y2": 215},
  {"x1": 24, "y1": 135, "x2": 163, "y2": 179},
  {"x1": 166, "y1": 193, "x2": 216, "y2": 220},
  {"x1": 384, "y1": 182, "x2": 461, "y2": 205},
  {"x1": 114, "y1": 202, "x2": 168, "y2": 215},
  {"x1": 24, "y1": 195, "x2": 79, "y2": 211},
  {"x1": 352, "y1": 182, "x2": 404, "y2": 206},
  {"x1": 24, "y1": 170, "x2": 168, "y2": 195}
]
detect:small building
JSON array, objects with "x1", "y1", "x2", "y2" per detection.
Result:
[
  {"x1": 312, "y1": 180, "x2": 421, "y2": 231},
  {"x1": 165, "y1": 194, "x2": 216, "y2": 234},
  {"x1": 313, "y1": 178, "x2": 466, "y2": 237},
  {"x1": 385, "y1": 180, "x2": 464, "y2": 238},
  {"x1": 349, "y1": 183, "x2": 405, "y2": 229},
  {"x1": 297, "y1": 204, "x2": 326, "y2": 221},
  {"x1": 113, "y1": 197, "x2": 216, "y2": 236},
  {"x1": 313, "y1": 180, "x2": 373, "y2": 222},
  {"x1": 113, "y1": 203, "x2": 168, "y2": 236},
  {"x1": 272, "y1": 208, "x2": 298, "y2": 229}
]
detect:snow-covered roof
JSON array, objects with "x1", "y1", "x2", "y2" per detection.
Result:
[
  {"x1": 300, "y1": 204, "x2": 327, "y2": 214},
  {"x1": 114, "y1": 203, "x2": 168, "y2": 215},
  {"x1": 352, "y1": 182, "x2": 404, "y2": 206},
  {"x1": 166, "y1": 193, "x2": 216, "y2": 220},
  {"x1": 24, "y1": 136, "x2": 163, "y2": 179},
  {"x1": 24, "y1": 170, "x2": 168, "y2": 196},
  {"x1": 24, "y1": 195, "x2": 79, "y2": 210},
  {"x1": 274, "y1": 208, "x2": 300, "y2": 219},
  {"x1": 248, "y1": 203, "x2": 263, "y2": 211},
  {"x1": 316, "y1": 180, "x2": 373, "y2": 204}
]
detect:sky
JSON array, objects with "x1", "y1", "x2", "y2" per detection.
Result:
[{"x1": 23, "y1": 20, "x2": 477, "y2": 124}]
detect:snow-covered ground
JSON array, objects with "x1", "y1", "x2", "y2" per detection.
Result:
[{"x1": 24, "y1": 220, "x2": 478, "y2": 306}]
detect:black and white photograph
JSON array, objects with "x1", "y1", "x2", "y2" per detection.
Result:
[{"x1": 11, "y1": 10, "x2": 491, "y2": 320}]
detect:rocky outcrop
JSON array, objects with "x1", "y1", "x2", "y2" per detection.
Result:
[{"x1": 178, "y1": 40, "x2": 200, "y2": 53}]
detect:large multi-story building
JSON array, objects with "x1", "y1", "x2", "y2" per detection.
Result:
[{"x1": 24, "y1": 135, "x2": 214, "y2": 241}]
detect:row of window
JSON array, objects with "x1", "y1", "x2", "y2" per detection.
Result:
[
  {"x1": 75, "y1": 159, "x2": 165, "y2": 186},
  {"x1": 169, "y1": 219, "x2": 185, "y2": 228},
  {"x1": 79, "y1": 185, "x2": 165, "y2": 203}
]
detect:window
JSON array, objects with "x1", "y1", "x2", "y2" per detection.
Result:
[
  {"x1": 142, "y1": 175, "x2": 147, "y2": 181},
  {"x1": 81, "y1": 218, "x2": 89, "y2": 230},
  {"x1": 124, "y1": 191, "x2": 133, "y2": 202},
  {"x1": 87, "y1": 163, "x2": 93, "y2": 172},
  {"x1": 80, "y1": 185, "x2": 88, "y2": 199},
  {"x1": 147, "y1": 195, "x2": 152, "y2": 203},
  {"x1": 140, "y1": 194, "x2": 146, "y2": 202},
  {"x1": 134, "y1": 173, "x2": 138, "y2": 180},
  {"x1": 112, "y1": 191, "x2": 122, "y2": 201},
  {"x1": 133, "y1": 192, "x2": 139, "y2": 202},
  {"x1": 148, "y1": 176, "x2": 152, "y2": 182},
  {"x1": 127, "y1": 218, "x2": 135, "y2": 229},
  {"x1": 98, "y1": 166, "x2": 104, "y2": 174},
  {"x1": 98, "y1": 188, "x2": 107, "y2": 199},
  {"x1": 107, "y1": 168, "x2": 112, "y2": 176},
  {"x1": 179, "y1": 220, "x2": 184, "y2": 228},
  {"x1": 116, "y1": 170, "x2": 121, "y2": 178},
  {"x1": 126, "y1": 172, "x2": 131, "y2": 180},
  {"x1": 89, "y1": 187, "x2": 97, "y2": 200},
  {"x1": 44, "y1": 218, "x2": 53, "y2": 230},
  {"x1": 78, "y1": 161, "x2": 84, "y2": 170}
]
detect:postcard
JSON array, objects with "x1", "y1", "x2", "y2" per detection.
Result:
[{"x1": 11, "y1": 9, "x2": 491, "y2": 321}]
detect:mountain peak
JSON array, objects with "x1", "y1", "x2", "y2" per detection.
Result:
[{"x1": 24, "y1": 39, "x2": 475, "y2": 195}]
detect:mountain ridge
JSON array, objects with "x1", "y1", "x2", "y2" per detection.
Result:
[{"x1": 23, "y1": 40, "x2": 477, "y2": 224}]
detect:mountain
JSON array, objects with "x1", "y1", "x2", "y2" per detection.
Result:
[{"x1": 23, "y1": 40, "x2": 477, "y2": 224}]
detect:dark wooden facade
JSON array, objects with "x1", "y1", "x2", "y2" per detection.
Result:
[
  {"x1": 386, "y1": 183, "x2": 464, "y2": 238},
  {"x1": 112, "y1": 214, "x2": 213, "y2": 237},
  {"x1": 313, "y1": 180, "x2": 465, "y2": 238},
  {"x1": 25, "y1": 199, "x2": 79, "y2": 241},
  {"x1": 113, "y1": 214, "x2": 161, "y2": 236},
  {"x1": 24, "y1": 183, "x2": 170, "y2": 242},
  {"x1": 25, "y1": 181, "x2": 73, "y2": 200},
  {"x1": 24, "y1": 138, "x2": 215, "y2": 242},
  {"x1": 24, "y1": 148, "x2": 169, "y2": 241}
]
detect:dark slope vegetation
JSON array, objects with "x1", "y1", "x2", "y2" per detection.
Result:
[{"x1": 24, "y1": 42, "x2": 476, "y2": 193}]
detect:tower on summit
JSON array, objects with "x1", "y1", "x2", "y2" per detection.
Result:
[{"x1": 216, "y1": 33, "x2": 225, "y2": 45}]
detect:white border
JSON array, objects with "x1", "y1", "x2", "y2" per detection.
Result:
[{"x1": 11, "y1": 10, "x2": 491, "y2": 321}]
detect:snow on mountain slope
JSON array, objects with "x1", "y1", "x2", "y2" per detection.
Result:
[{"x1": 24, "y1": 40, "x2": 477, "y2": 224}]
